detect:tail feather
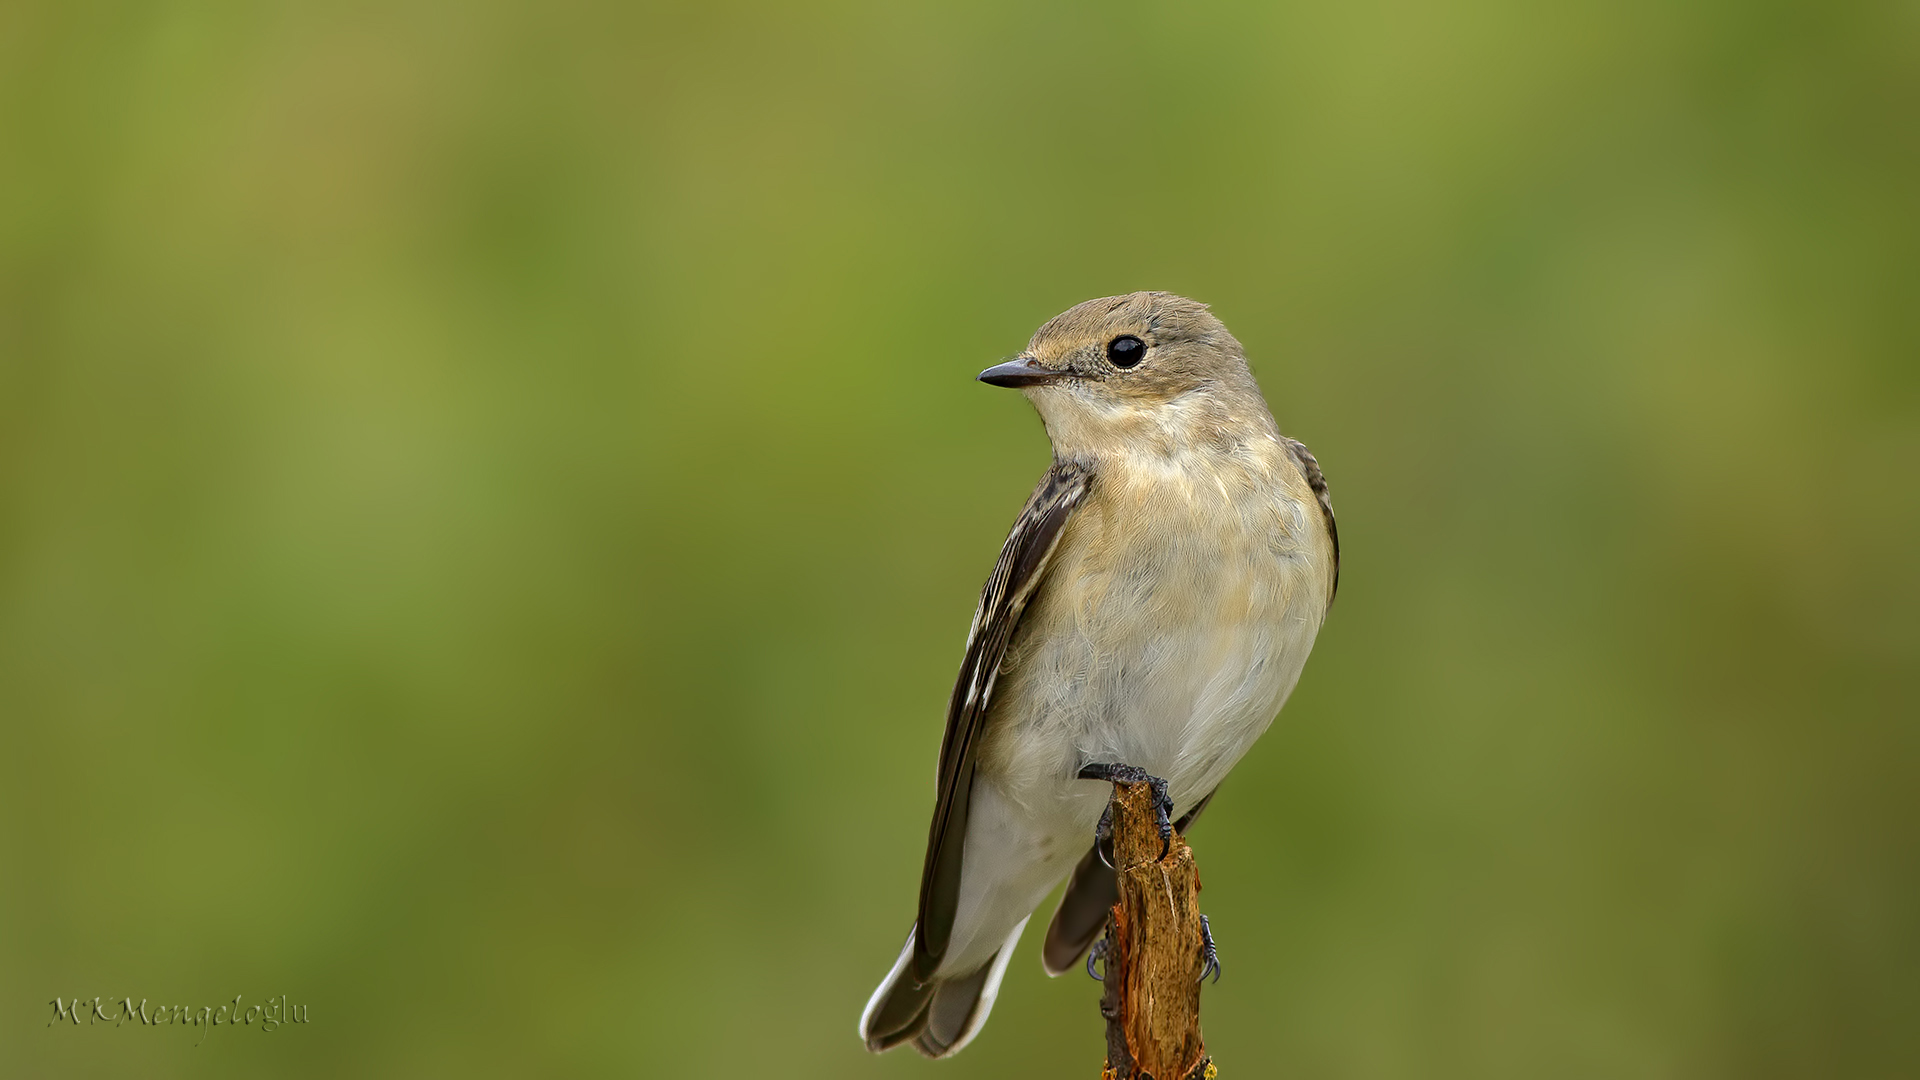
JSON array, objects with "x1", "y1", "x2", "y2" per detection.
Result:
[
  {"x1": 860, "y1": 931, "x2": 933, "y2": 1052},
  {"x1": 860, "y1": 917, "x2": 1030, "y2": 1058},
  {"x1": 1041, "y1": 844, "x2": 1117, "y2": 976}
]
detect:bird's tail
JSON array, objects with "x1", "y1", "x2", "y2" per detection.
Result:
[{"x1": 859, "y1": 916, "x2": 1030, "y2": 1058}]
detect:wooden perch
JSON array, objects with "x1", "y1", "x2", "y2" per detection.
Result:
[{"x1": 1096, "y1": 779, "x2": 1216, "y2": 1080}]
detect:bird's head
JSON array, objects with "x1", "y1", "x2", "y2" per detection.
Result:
[{"x1": 977, "y1": 292, "x2": 1272, "y2": 459}]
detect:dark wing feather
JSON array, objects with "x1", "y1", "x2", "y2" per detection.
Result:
[
  {"x1": 1283, "y1": 437, "x2": 1339, "y2": 603},
  {"x1": 912, "y1": 459, "x2": 1093, "y2": 981}
]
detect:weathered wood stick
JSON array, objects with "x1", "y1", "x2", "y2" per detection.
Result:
[{"x1": 1097, "y1": 779, "x2": 1215, "y2": 1080}]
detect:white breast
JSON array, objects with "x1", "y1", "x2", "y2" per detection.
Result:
[{"x1": 982, "y1": 441, "x2": 1332, "y2": 834}]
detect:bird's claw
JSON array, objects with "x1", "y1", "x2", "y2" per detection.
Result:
[
  {"x1": 1198, "y1": 914, "x2": 1222, "y2": 984},
  {"x1": 1086, "y1": 934, "x2": 1109, "y2": 981},
  {"x1": 1077, "y1": 762, "x2": 1176, "y2": 863},
  {"x1": 1156, "y1": 779, "x2": 1173, "y2": 861}
]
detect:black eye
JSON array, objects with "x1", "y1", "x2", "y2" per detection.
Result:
[{"x1": 1106, "y1": 335, "x2": 1146, "y2": 368}]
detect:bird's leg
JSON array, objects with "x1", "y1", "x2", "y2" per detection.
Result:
[
  {"x1": 1076, "y1": 762, "x2": 1175, "y2": 861},
  {"x1": 1086, "y1": 932, "x2": 1109, "y2": 981},
  {"x1": 1198, "y1": 913, "x2": 1222, "y2": 984}
]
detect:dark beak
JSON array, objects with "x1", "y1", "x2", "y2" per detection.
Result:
[{"x1": 977, "y1": 357, "x2": 1066, "y2": 388}]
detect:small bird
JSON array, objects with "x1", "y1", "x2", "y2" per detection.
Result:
[{"x1": 859, "y1": 292, "x2": 1339, "y2": 1058}]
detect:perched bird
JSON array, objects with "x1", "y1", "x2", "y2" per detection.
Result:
[{"x1": 859, "y1": 292, "x2": 1339, "y2": 1058}]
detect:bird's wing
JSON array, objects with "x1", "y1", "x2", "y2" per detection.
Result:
[
  {"x1": 1283, "y1": 437, "x2": 1339, "y2": 604},
  {"x1": 912, "y1": 459, "x2": 1093, "y2": 981}
]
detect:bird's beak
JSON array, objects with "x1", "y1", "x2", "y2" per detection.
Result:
[{"x1": 977, "y1": 357, "x2": 1066, "y2": 388}]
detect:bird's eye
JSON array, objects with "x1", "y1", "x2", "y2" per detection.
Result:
[{"x1": 1106, "y1": 335, "x2": 1146, "y2": 368}]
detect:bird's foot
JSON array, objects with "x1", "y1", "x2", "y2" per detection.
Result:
[
  {"x1": 1092, "y1": 803, "x2": 1116, "y2": 869},
  {"x1": 1078, "y1": 762, "x2": 1175, "y2": 861},
  {"x1": 1086, "y1": 933, "x2": 1109, "y2": 981},
  {"x1": 1198, "y1": 914, "x2": 1222, "y2": 984}
]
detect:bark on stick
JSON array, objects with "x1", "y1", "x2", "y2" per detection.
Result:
[{"x1": 1097, "y1": 779, "x2": 1215, "y2": 1080}]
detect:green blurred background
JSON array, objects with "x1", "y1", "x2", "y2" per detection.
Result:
[{"x1": 4, "y1": 0, "x2": 1917, "y2": 1076}]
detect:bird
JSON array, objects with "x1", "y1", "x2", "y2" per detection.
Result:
[{"x1": 859, "y1": 291, "x2": 1339, "y2": 1058}]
